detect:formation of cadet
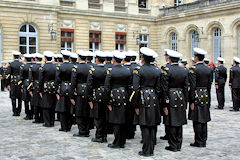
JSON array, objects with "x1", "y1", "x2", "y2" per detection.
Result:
[
  {"x1": 4, "y1": 46, "x2": 239, "y2": 157},
  {"x1": 0, "y1": 61, "x2": 8, "y2": 91}
]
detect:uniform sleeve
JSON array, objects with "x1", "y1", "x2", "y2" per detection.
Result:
[
  {"x1": 55, "y1": 65, "x2": 61, "y2": 94},
  {"x1": 189, "y1": 67, "x2": 196, "y2": 103},
  {"x1": 39, "y1": 65, "x2": 44, "y2": 93},
  {"x1": 104, "y1": 68, "x2": 112, "y2": 105},
  {"x1": 70, "y1": 65, "x2": 77, "y2": 99},
  {"x1": 161, "y1": 67, "x2": 169, "y2": 108},
  {"x1": 131, "y1": 67, "x2": 141, "y2": 108},
  {"x1": 224, "y1": 68, "x2": 227, "y2": 83},
  {"x1": 229, "y1": 67, "x2": 233, "y2": 86},
  {"x1": 86, "y1": 68, "x2": 94, "y2": 102},
  {"x1": 183, "y1": 71, "x2": 189, "y2": 106},
  {"x1": 19, "y1": 64, "x2": 24, "y2": 81},
  {"x1": 215, "y1": 67, "x2": 219, "y2": 85},
  {"x1": 6, "y1": 64, "x2": 12, "y2": 85}
]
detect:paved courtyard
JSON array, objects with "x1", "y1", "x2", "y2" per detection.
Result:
[{"x1": 0, "y1": 86, "x2": 240, "y2": 160}]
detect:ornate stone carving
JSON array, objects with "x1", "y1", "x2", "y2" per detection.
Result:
[
  {"x1": 140, "y1": 26, "x2": 149, "y2": 34},
  {"x1": 61, "y1": 20, "x2": 74, "y2": 29},
  {"x1": 116, "y1": 24, "x2": 127, "y2": 32},
  {"x1": 89, "y1": 22, "x2": 101, "y2": 30}
]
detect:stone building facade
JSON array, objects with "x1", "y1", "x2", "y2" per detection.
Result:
[{"x1": 0, "y1": 0, "x2": 240, "y2": 68}]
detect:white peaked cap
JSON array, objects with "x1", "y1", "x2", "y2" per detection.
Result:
[
  {"x1": 43, "y1": 51, "x2": 54, "y2": 57},
  {"x1": 233, "y1": 57, "x2": 240, "y2": 63},
  {"x1": 35, "y1": 53, "x2": 44, "y2": 58},
  {"x1": 61, "y1": 50, "x2": 71, "y2": 56},
  {"x1": 217, "y1": 57, "x2": 225, "y2": 63},
  {"x1": 112, "y1": 50, "x2": 126, "y2": 59},
  {"x1": 193, "y1": 48, "x2": 207, "y2": 55},
  {"x1": 24, "y1": 54, "x2": 32, "y2": 58},
  {"x1": 127, "y1": 50, "x2": 138, "y2": 57},
  {"x1": 70, "y1": 53, "x2": 78, "y2": 59},
  {"x1": 12, "y1": 51, "x2": 21, "y2": 56},
  {"x1": 140, "y1": 47, "x2": 158, "y2": 58},
  {"x1": 77, "y1": 50, "x2": 89, "y2": 57},
  {"x1": 95, "y1": 51, "x2": 106, "y2": 58},
  {"x1": 164, "y1": 49, "x2": 182, "y2": 58}
]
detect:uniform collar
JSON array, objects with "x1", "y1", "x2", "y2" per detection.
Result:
[
  {"x1": 97, "y1": 64, "x2": 104, "y2": 66},
  {"x1": 196, "y1": 61, "x2": 204, "y2": 65},
  {"x1": 46, "y1": 61, "x2": 52, "y2": 64},
  {"x1": 79, "y1": 61, "x2": 86, "y2": 64},
  {"x1": 124, "y1": 63, "x2": 131, "y2": 66},
  {"x1": 171, "y1": 63, "x2": 179, "y2": 65}
]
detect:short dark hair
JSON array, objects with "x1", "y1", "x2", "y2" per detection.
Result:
[
  {"x1": 106, "y1": 57, "x2": 112, "y2": 61},
  {"x1": 63, "y1": 55, "x2": 69, "y2": 60},
  {"x1": 195, "y1": 54, "x2": 204, "y2": 61},
  {"x1": 46, "y1": 57, "x2": 52, "y2": 61},
  {"x1": 131, "y1": 56, "x2": 137, "y2": 61},
  {"x1": 124, "y1": 56, "x2": 131, "y2": 62},
  {"x1": 71, "y1": 58, "x2": 77, "y2": 63},
  {"x1": 143, "y1": 55, "x2": 155, "y2": 64},
  {"x1": 170, "y1": 57, "x2": 179, "y2": 63},
  {"x1": 37, "y1": 58, "x2": 42, "y2": 62},
  {"x1": 219, "y1": 61, "x2": 223, "y2": 64},
  {"x1": 114, "y1": 57, "x2": 122, "y2": 63},
  {"x1": 14, "y1": 55, "x2": 20, "y2": 59},
  {"x1": 25, "y1": 58, "x2": 32, "y2": 62},
  {"x1": 79, "y1": 56, "x2": 86, "y2": 60},
  {"x1": 87, "y1": 57, "x2": 93, "y2": 61},
  {"x1": 96, "y1": 57, "x2": 105, "y2": 63}
]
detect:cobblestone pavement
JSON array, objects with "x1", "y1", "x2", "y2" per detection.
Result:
[{"x1": 0, "y1": 86, "x2": 240, "y2": 160}]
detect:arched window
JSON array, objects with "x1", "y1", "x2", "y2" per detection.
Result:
[
  {"x1": 213, "y1": 27, "x2": 221, "y2": 63},
  {"x1": 171, "y1": 33, "x2": 177, "y2": 51},
  {"x1": 19, "y1": 24, "x2": 38, "y2": 54},
  {"x1": 190, "y1": 30, "x2": 199, "y2": 57}
]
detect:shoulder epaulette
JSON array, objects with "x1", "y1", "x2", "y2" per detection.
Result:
[
  {"x1": 20, "y1": 64, "x2": 24, "y2": 69},
  {"x1": 72, "y1": 65, "x2": 77, "y2": 72},
  {"x1": 230, "y1": 67, "x2": 232, "y2": 71}
]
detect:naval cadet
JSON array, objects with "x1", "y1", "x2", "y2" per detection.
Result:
[
  {"x1": 160, "y1": 49, "x2": 171, "y2": 141},
  {"x1": 29, "y1": 53, "x2": 44, "y2": 123},
  {"x1": 132, "y1": 47, "x2": 161, "y2": 157},
  {"x1": 70, "y1": 53, "x2": 78, "y2": 65},
  {"x1": 229, "y1": 57, "x2": 240, "y2": 112},
  {"x1": 86, "y1": 51, "x2": 108, "y2": 143},
  {"x1": 180, "y1": 59, "x2": 188, "y2": 70},
  {"x1": 70, "y1": 50, "x2": 91, "y2": 137},
  {"x1": 104, "y1": 51, "x2": 131, "y2": 149},
  {"x1": 39, "y1": 51, "x2": 57, "y2": 127},
  {"x1": 6, "y1": 51, "x2": 23, "y2": 116},
  {"x1": 20, "y1": 54, "x2": 34, "y2": 120},
  {"x1": 215, "y1": 57, "x2": 227, "y2": 110},
  {"x1": 0, "y1": 61, "x2": 8, "y2": 91},
  {"x1": 162, "y1": 50, "x2": 188, "y2": 152},
  {"x1": 188, "y1": 48, "x2": 211, "y2": 147},
  {"x1": 104, "y1": 51, "x2": 113, "y2": 69},
  {"x1": 55, "y1": 50, "x2": 73, "y2": 132}
]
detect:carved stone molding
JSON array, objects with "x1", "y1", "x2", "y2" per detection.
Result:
[
  {"x1": 116, "y1": 24, "x2": 127, "y2": 32},
  {"x1": 140, "y1": 26, "x2": 149, "y2": 34},
  {"x1": 61, "y1": 20, "x2": 74, "y2": 29},
  {"x1": 89, "y1": 22, "x2": 101, "y2": 30}
]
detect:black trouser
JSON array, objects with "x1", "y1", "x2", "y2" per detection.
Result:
[
  {"x1": 1, "y1": 79, "x2": 6, "y2": 91},
  {"x1": 43, "y1": 108, "x2": 55, "y2": 126},
  {"x1": 24, "y1": 101, "x2": 33, "y2": 118},
  {"x1": 232, "y1": 88, "x2": 240, "y2": 111},
  {"x1": 60, "y1": 112, "x2": 73, "y2": 131},
  {"x1": 12, "y1": 98, "x2": 22, "y2": 115},
  {"x1": 164, "y1": 124, "x2": 169, "y2": 138},
  {"x1": 113, "y1": 124, "x2": 126, "y2": 147},
  {"x1": 34, "y1": 105, "x2": 43, "y2": 122},
  {"x1": 126, "y1": 123, "x2": 136, "y2": 139},
  {"x1": 168, "y1": 126, "x2": 183, "y2": 150},
  {"x1": 76, "y1": 116, "x2": 90, "y2": 135},
  {"x1": 216, "y1": 86, "x2": 225, "y2": 108},
  {"x1": 140, "y1": 125, "x2": 156, "y2": 154},
  {"x1": 95, "y1": 118, "x2": 107, "y2": 139},
  {"x1": 193, "y1": 121, "x2": 207, "y2": 146}
]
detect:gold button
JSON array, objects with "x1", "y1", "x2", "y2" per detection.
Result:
[
  {"x1": 180, "y1": 97, "x2": 183, "y2": 100},
  {"x1": 98, "y1": 88, "x2": 100, "y2": 91},
  {"x1": 154, "y1": 104, "x2": 156, "y2": 106},
  {"x1": 118, "y1": 96, "x2": 120, "y2": 99},
  {"x1": 99, "y1": 93, "x2": 102, "y2": 96},
  {"x1": 201, "y1": 102, "x2": 203, "y2": 104},
  {"x1": 153, "y1": 97, "x2": 156, "y2": 100},
  {"x1": 206, "y1": 102, "x2": 208, "y2": 104},
  {"x1": 205, "y1": 89, "x2": 207, "y2": 91},
  {"x1": 173, "y1": 92, "x2": 176, "y2": 94},
  {"x1": 117, "y1": 90, "x2": 119, "y2": 93},
  {"x1": 82, "y1": 96, "x2": 84, "y2": 98},
  {"x1": 179, "y1": 91, "x2": 182, "y2": 94},
  {"x1": 145, "y1": 90, "x2": 148, "y2": 93},
  {"x1": 148, "y1": 105, "x2": 150, "y2": 107},
  {"x1": 147, "y1": 97, "x2": 150, "y2": 100},
  {"x1": 206, "y1": 95, "x2": 208, "y2": 97},
  {"x1": 99, "y1": 99, "x2": 102, "y2": 102},
  {"x1": 181, "y1": 104, "x2": 183, "y2": 107},
  {"x1": 201, "y1": 95, "x2": 203, "y2": 98},
  {"x1": 151, "y1": 89, "x2": 154, "y2": 92},
  {"x1": 124, "y1": 103, "x2": 126, "y2": 106},
  {"x1": 174, "y1": 105, "x2": 177, "y2": 107},
  {"x1": 118, "y1": 103, "x2": 121, "y2": 106},
  {"x1": 175, "y1": 98, "x2": 177, "y2": 101}
]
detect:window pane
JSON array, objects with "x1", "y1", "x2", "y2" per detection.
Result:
[
  {"x1": 89, "y1": 33, "x2": 93, "y2": 38},
  {"x1": 20, "y1": 37, "x2": 26, "y2": 45},
  {"x1": 29, "y1": 37, "x2": 36, "y2": 45},
  {"x1": 29, "y1": 25, "x2": 36, "y2": 32},
  {"x1": 116, "y1": 44, "x2": 118, "y2": 50},
  {"x1": 95, "y1": 43, "x2": 99, "y2": 50},
  {"x1": 29, "y1": 47, "x2": 36, "y2": 54},
  {"x1": 67, "y1": 32, "x2": 72, "y2": 37},
  {"x1": 89, "y1": 42, "x2": 93, "y2": 49},
  {"x1": 144, "y1": 35, "x2": 148, "y2": 41},
  {"x1": 61, "y1": 42, "x2": 65, "y2": 48},
  {"x1": 67, "y1": 42, "x2": 72, "y2": 48},
  {"x1": 120, "y1": 44, "x2": 124, "y2": 51},
  {"x1": 95, "y1": 34, "x2": 100, "y2": 39},
  {"x1": 20, "y1": 46, "x2": 26, "y2": 54},
  {"x1": 139, "y1": 0, "x2": 147, "y2": 8},
  {"x1": 20, "y1": 25, "x2": 26, "y2": 32},
  {"x1": 61, "y1": 31, "x2": 65, "y2": 37}
]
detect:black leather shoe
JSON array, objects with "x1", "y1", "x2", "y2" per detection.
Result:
[
  {"x1": 165, "y1": 146, "x2": 178, "y2": 152},
  {"x1": 107, "y1": 144, "x2": 121, "y2": 149},
  {"x1": 32, "y1": 121, "x2": 40, "y2": 124},
  {"x1": 138, "y1": 151, "x2": 153, "y2": 157},
  {"x1": 59, "y1": 128, "x2": 68, "y2": 132},
  {"x1": 190, "y1": 143, "x2": 206, "y2": 147},
  {"x1": 24, "y1": 117, "x2": 30, "y2": 120},
  {"x1": 13, "y1": 113, "x2": 18, "y2": 116},
  {"x1": 230, "y1": 109, "x2": 239, "y2": 112},
  {"x1": 140, "y1": 140, "x2": 143, "y2": 143},
  {"x1": 160, "y1": 136, "x2": 168, "y2": 140},
  {"x1": 43, "y1": 124, "x2": 52, "y2": 127},
  {"x1": 91, "y1": 138, "x2": 103, "y2": 143},
  {"x1": 215, "y1": 107, "x2": 223, "y2": 110}
]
